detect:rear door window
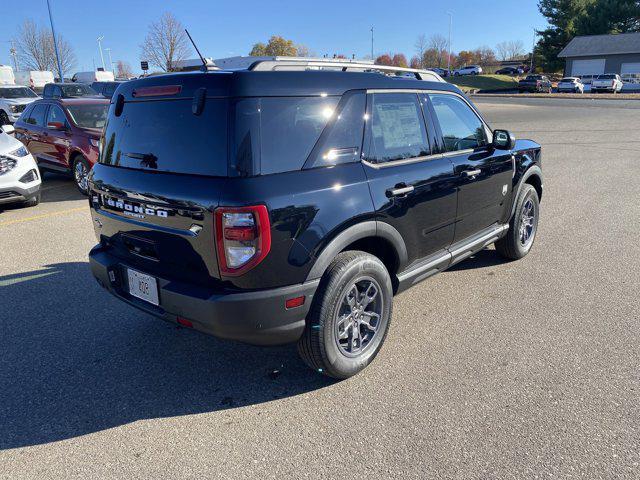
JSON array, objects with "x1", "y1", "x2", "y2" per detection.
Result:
[
  {"x1": 28, "y1": 104, "x2": 48, "y2": 127},
  {"x1": 363, "y1": 92, "x2": 430, "y2": 164}
]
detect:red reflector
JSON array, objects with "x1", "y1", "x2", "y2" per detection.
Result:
[
  {"x1": 285, "y1": 296, "x2": 305, "y2": 309},
  {"x1": 132, "y1": 85, "x2": 182, "y2": 97},
  {"x1": 177, "y1": 317, "x2": 193, "y2": 328},
  {"x1": 224, "y1": 226, "x2": 256, "y2": 242}
]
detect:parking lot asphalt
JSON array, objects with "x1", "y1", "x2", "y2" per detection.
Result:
[{"x1": 1, "y1": 97, "x2": 639, "y2": 479}]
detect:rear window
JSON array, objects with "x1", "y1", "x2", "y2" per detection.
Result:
[
  {"x1": 100, "y1": 98, "x2": 229, "y2": 176},
  {"x1": 560, "y1": 78, "x2": 576, "y2": 83},
  {"x1": 597, "y1": 74, "x2": 616, "y2": 79}
]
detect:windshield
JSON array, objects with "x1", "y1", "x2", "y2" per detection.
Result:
[
  {"x1": 597, "y1": 74, "x2": 616, "y2": 80},
  {"x1": 0, "y1": 87, "x2": 38, "y2": 99},
  {"x1": 61, "y1": 84, "x2": 97, "y2": 97},
  {"x1": 67, "y1": 104, "x2": 108, "y2": 129}
]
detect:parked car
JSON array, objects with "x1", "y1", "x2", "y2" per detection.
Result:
[
  {"x1": 557, "y1": 77, "x2": 584, "y2": 93},
  {"x1": 14, "y1": 71, "x2": 55, "y2": 93},
  {"x1": 91, "y1": 81, "x2": 124, "y2": 99},
  {"x1": 13, "y1": 97, "x2": 109, "y2": 193},
  {"x1": 496, "y1": 66, "x2": 524, "y2": 76},
  {"x1": 427, "y1": 67, "x2": 449, "y2": 77},
  {"x1": 0, "y1": 124, "x2": 41, "y2": 208},
  {"x1": 72, "y1": 70, "x2": 115, "y2": 83},
  {"x1": 87, "y1": 66, "x2": 543, "y2": 379},
  {"x1": 578, "y1": 74, "x2": 596, "y2": 85},
  {"x1": 518, "y1": 75, "x2": 553, "y2": 93},
  {"x1": 454, "y1": 65, "x2": 482, "y2": 76},
  {"x1": 591, "y1": 74, "x2": 623, "y2": 93},
  {"x1": 42, "y1": 83, "x2": 98, "y2": 99},
  {"x1": 0, "y1": 65, "x2": 15, "y2": 85},
  {"x1": 0, "y1": 85, "x2": 39, "y2": 125}
]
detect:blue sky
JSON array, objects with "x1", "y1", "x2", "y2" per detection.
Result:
[{"x1": 1, "y1": 0, "x2": 548, "y2": 74}]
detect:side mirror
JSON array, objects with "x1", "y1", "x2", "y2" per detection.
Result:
[
  {"x1": 47, "y1": 121, "x2": 66, "y2": 131},
  {"x1": 492, "y1": 129, "x2": 515, "y2": 150},
  {"x1": 2, "y1": 124, "x2": 15, "y2": 135}
]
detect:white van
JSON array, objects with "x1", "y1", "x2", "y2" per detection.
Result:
[
  {"x1": 72, "y1": 70, "x2": 115, "y2": 83},
  {"x1": 14, "y1": 71, "x2": 54, "y2": 93},
  {"x1": 0, "y1": 65, "x2": 15, "y2": 85}
]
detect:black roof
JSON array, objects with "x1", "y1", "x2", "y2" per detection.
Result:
[{"x1": 115, "y1": 70, "x2": 461, "y2": 101}]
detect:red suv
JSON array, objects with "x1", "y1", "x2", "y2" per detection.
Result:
[{"x1": 14, "y1": 98, "x2": 109, "y2": 193}]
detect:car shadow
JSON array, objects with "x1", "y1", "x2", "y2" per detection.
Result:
[
  {"x1": 0, "y1": 262, "x2": 334, "y2": 450},
  {"x1": 40, "y1": 172, "x2": 86, "y2": 204},
  {"x1": 446, "y1": 247, "x2": 511, "y2": 272}
]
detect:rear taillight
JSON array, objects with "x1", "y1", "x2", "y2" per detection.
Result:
[{"x1": 215, "y1": 205, "x2": 271, "y2": 276}]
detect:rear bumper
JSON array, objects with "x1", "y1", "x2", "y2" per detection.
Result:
[{"x1": 89, "y1": 246, "x2": 319, "y2": 346}]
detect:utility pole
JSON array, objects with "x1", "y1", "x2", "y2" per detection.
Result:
[
  {"x1": 105, "y1": 48, "x2": 114, "y2": 72},
  {"x1": 530, "y1": 28, "x2": 536, "y2": 73},
  {"x1": 9, "y1": 40, "x2": 18, "y2": 71},
  {"x1": 447, "y1": 12, "x2": 453, "y2": 73},
  {"x1": 370, "y1": 27, "x2": 374, "y2": 60},
  {"x1": 46, "y1": 0, "x2": 64, "y2": 81},
  {"x1": 97, "y1": 36, "x2": 105, "y2": 70}
]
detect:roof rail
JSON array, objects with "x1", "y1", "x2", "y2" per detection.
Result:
[{"x1": 212, "y1": 56, "x2": 445, "y2": 82}]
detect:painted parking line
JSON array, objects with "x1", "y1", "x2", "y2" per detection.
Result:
[{"x1": 0, "y1": 206, "x2": 87, "y2": 227}]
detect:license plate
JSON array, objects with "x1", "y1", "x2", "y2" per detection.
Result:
[{"x1": 127, "y1": 268, "x2": 159, "y2": 306}]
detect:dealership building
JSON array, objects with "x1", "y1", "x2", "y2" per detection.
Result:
[{"x1": 559, "y1": 32, "x2": 640, "y2": 83}]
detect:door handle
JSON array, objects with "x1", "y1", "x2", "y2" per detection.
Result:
[
  {"x1": 387, "y1": 185, "x2": 414, "y2": 197},
  {"x1": 461, "y1": 169, "x2": 481, "y2": 178}
]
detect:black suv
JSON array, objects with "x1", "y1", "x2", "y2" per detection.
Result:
[
  {"x1": 42, "y1": 83, "x2": 98, "y2": 99},
  {"x1": 88, "y1": 64, "x2": 542, "y2": 379}
]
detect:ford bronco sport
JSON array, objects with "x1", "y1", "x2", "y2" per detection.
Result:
[{"x1": 88, "y1": 58, "x2": 542, "y2": 379}]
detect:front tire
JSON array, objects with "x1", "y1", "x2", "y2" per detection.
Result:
[
  {"x1": 495, "y1": 184, "x2": 540, "y2": 260},
  {"x1": 72, "y1": 155, "x2": 91, "y2": 195},
  {"x1": 297, "y1": 251, "x2": 393, "y2": 379},
  {"x1": 0, "y1": 110, "x2": 10, "y2": 126},
  {"x1": 22, "y1": 193, "x2": 40, "y2": 208}
]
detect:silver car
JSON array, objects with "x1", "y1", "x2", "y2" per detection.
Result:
[{"x1": 557, "y1": 77, "x2": 584, "y2": 93}]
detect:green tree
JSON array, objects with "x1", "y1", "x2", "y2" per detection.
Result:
[
  {"x1": 249, "y1": 36, "x2": 300, "y2": 56},
  {"x1": 579, "y1": 0, "x2": 640, "y2": 34}
]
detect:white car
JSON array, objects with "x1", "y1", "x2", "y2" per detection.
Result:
[
  {"x1": 0, "y1": 85, "x2": 40, "y2": 125},
  {"x1": 0, "y1": 125, "x2": 41, "y2": 207},
  {"x1": 591, "y1": 74, "x2": 623, "y2": 93},
  {"x1": 454, "y1": 65, "x2": 482, "y2": 76},
  {"x1": 557, "y1": 77, "x2": 584, "y2": 93},
  {"x1": 14, "y1": 71, "x2": 55, "y2": 93}
]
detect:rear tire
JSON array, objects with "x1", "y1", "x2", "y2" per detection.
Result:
[
  {"x1": 0, "y1": 110, "x2": 9, "y2": 126},
  {"x1": 495, "y1": 184, "x2": 540, "y2": 260},
  {"x1": 72, "y1": 155, "x2": 91, "y2": 195},
  {"x1": 297, "y1": 251, "x2": 393, "y2": 379}
]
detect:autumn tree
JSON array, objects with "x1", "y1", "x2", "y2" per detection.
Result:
[
  {"x1": 410, "y1": 55, "x2": 422, "y2": 69},
  {"x1": 116, "y1": 60, "x2": 133, "y2": 78},
  {"x1": 392, "y1": 53, "x2": 408, "y2": 67},
  {"x1": 249, "y1": 36, "x2": 305, "y2": 56},
  {"x1": 140, "y1": 12, "x2": 192, "y2": 72},
  {"x1": 414, "y1": 34, "x2": 428, "y2": 68},
  {"x1": 375, "y1": 54, "x2": 393, "y2": 65},
  {"x1": 13, "y1": 20, "x2": 76, "y2": 76}
]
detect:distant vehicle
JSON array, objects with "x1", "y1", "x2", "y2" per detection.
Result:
[
  {"x1": 518, "y1": 75, "x2": 552, "y2": 93},
  {"x1": 578, "y1": 74, "x2": 596, "y2": 85},
  {"x1": 591, "y1": 74, "x2": 623, "y2": 93},
  {"x1": 42, "y1": 83, "x2": 98, "y2": 99},
  {"x1": 13, "y1": 97, "x2": 109, "y2": 193},
  {"x1": 557, "y1": 77, "x2": 584, "y2": 93},
  {"x1": 14, "y1": 71, "x2": 55, "y2": 93},
  {"x1": 453, "y1": 65, "x2": 482, "y2": 76},
  {"x1": 91, "y1": 81, "x2": 124, "y2": 99},
  {"x1": 0, "y1": 65, "x2": 15, "y2": 85},
  {"x1": 427, "y1": 67, "x2": 449, "y2": 77},
  {"x1": 0, "y1": 85, "x2": 39, "y2": 125},
  {"x1": 0, "y1": 124, "x2": 41, "y2": 208},
  {"x1": 72, "y1": 70, "x2": 115, "y2": 83},
  {"x1": 496, "y1": 66, "x2": 524, "y2": 76}
]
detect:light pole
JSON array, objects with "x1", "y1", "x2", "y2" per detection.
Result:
[
  {"x1": 105, "y1": 47, "x2": 114, "y2": 72},
  {"x1": 447, "y1": 12, "x2": 453, "y2": 73},
  {"x1": 530, "y1": 28, "x2": 536, "y2": 73},
  {"x1": 370, "y1": 27, "x2": 374, "y2": 60},
  {"x1": 9, "y1": 40, "x2": 18, "y2": 71},
  {"x1": 96, "y1": 36, "x2": 106, "y2": 70},
  {"x1": 46, "y1": 0, "x2": 64, "y2": 81}
]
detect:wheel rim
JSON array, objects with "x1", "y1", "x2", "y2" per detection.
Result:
[
  {"x1": 74, "y1": 161, "x2": 88, "y2": 191},
  {"x1": 334, "y1": 277, "x2": 383, "y2": 358},
  {"x1": 519, "y1": 198, "x2": 537, "y2": 248}
]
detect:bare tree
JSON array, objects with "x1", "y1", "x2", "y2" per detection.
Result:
[
  {"x1": 414, "y1": 34, "x2": 427, "y2": 68},
  {"x1": 116, "y1": 60, "x2": 133, "y2": 78},
  {"x1": 13, "y1": 20, "x2": 76, "y2": 76},
  {"x1": 496, "y1": 40, "x2": 525, "y2": 61},
  {"x1": 140, "y1": 13, "x2": 192, "y2": 72},
  {"x1": 428, "y1": 34, "x2": 449, "y2": 67}
]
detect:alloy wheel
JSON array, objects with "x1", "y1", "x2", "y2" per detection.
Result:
[
  {"x1": 334, "y1": 277, "x2": 383, "y2": 358},
  {"x1": 74, "y1": 161, "x2": 88, "y2": 192},
  {"x1": 519, "y1": 198, "x2": 537, "y2": 248}
]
